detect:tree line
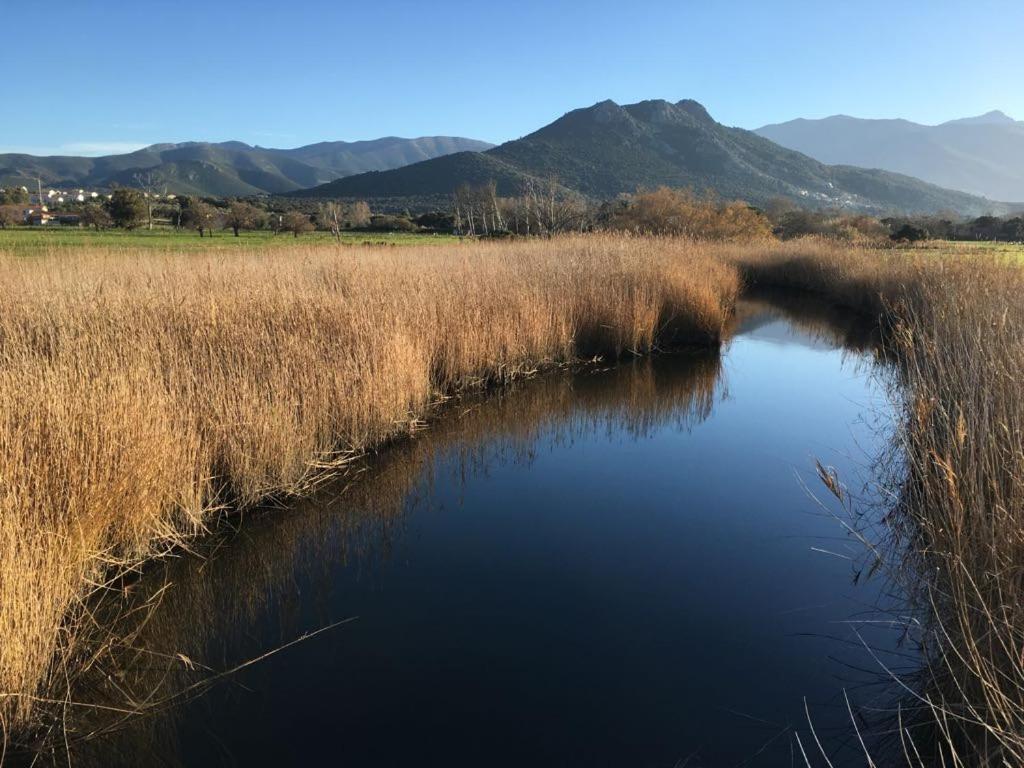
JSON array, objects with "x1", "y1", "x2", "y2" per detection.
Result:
[
  {"x1": 0, "y1": 187, "x2": 377, "y2": 238},
  {"x1": 6, "y1": 180, "x2": 1024, "y2": 244},
  {"x1": 451, "y1": 181, "x2": 774, "y2": 240}
]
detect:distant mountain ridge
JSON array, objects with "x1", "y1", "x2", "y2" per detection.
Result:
[
  {"x1": 0, "y1": 137, "x2": 494, "y2": 197},
  {"x1": 755, "y1": 111, "x2": 1024, "y2": 201},
  {"x1": 299, "y1": 99, "x2": 1006, "y2": 215}
]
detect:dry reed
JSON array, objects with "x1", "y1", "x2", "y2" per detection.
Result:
[
  {"x1": 739, "y1": 240, "x2": 1024, "y2": 765},
  {"x1": 0, "y1": 234, "x2": 739, "y2": 734}
]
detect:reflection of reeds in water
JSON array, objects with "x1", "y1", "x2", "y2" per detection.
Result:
[
  {"x1": 0, "y1": 235, "x2": 741, "y2": 736},
  {"x1": 730, "y1": 284, "x2": 882, "y2": 355},
  {"x1": 739, "y1": 241, "x2": 1024, "y2": 766},
  {"x1": 20, "y1": 352, "x2": 722, "y2": 765}
]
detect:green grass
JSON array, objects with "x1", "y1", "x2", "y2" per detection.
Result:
[
  {"x1": 0, "y1": 226, "x2": 459, "y2": 255},
  {"x1": 918, "y1": 239, "x2": 1024, "y2": 258}
]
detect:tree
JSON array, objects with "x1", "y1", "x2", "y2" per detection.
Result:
[
  {"x1": 106, "y1": 188, "x2": 148, "y2": 229},
  {"x1": 319, "y1": 201, "x2": 344, "y2": 240},
  {"x1": 348, "y1": 200, "x2": 371, "y2": 228},
  {"x1": 890, "y1": 223, "x2": 929, "y2": 243},
  {"x1": 179, "y1": 198, "x2": 220, "y2": 237},
  {"x1": 0, "y1": 205, "x2": 22, "y2": 229},
  {"x1": 281, "y1": 211, "x2": 313, "y2": 238},
  {"x1": 223, "y1": 201, "x2": 261, "y2": 236},
  {"x1": 1002, "y1": 217, "x2": 1024, "y2": 242},
  {"x1": 79, "y1": 204, "x2": 112, "y2": 231},
  {"x1": 318, "y1": 201, "x2": 372, "y2": 240},
  {"x1": 0, "y1": 187, "x2": 29, "y2": 205},
  {"x1": 132, "y1": 171, "x2": 165, "y2": 230}
]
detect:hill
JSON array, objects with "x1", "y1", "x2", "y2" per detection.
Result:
[
  {"x1": 299, "y1": 99, "x2": 1005, "y2": 215},
  {"x1": 755, "y1": 111, "x2": 1024, "y2": 201},
  {"x1": 0, "y1": 137, "x2": 494, "y2": 197}
]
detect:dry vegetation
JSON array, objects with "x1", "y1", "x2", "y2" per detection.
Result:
[
  {"x1": 32, "y1": 355, "x2": 724, "y2": 763},
  {"x1": 0, "y1": 235, "x2": 740, "y2": 736},
  {"x1": 737, "y1": 240, "x2": 1024, "y2": 766},
  {"x1": 605, "y1": 186, "x2": 776, "y2": 241},
  {"x1": 5, "y1": 232, "x2": 1024, "y2": 766}
]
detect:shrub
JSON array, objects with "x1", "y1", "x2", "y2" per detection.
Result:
[
  {"x1": 890, "y1": 223, "x2": 929, "y2": 242},
  {"x1": 606, "y1": 187, "x2": 773, "y2": 242}
]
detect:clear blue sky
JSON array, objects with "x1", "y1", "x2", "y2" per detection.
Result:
[{"x1": 3, "y1": 0, "x2": 1022, "y2": 155}]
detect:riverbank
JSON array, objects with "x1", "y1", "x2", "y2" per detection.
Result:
[
  {"x1": 0, "y1": 235, "x2": 739, "y2": 735},
  {"x1": 738, "y1": 241, "x2": 1024, "y2": 765}
]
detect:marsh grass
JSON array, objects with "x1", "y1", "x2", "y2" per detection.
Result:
[
  {"x1": 13, "y1": 353, "x2": 724, "y2": 763},
  {"x1": 9, "y1": 232, "x2": 1024, "y2": 765},
  {"x1": 0, "y1": 234, "x2": 739, "y2": 736},
  {"x1": 738, "y1": 240, "x2": 1024, "y2": 765}
]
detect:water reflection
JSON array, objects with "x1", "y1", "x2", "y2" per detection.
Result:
[{"x1": 24, "y1": 295, "x2": 896, "y2": 767}]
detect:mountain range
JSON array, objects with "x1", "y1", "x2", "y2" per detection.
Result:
[
  {"x1": 0, "y1": 137, "x2": 493, "y2": 197},
  {"x1": 756, "y1": 111, "x2": 1024, "y2": 202},
  {"x1": 3, "y1": 100, "x2": 1018, "y2": 217},
  {"x1": 298, "y1": 99, "x2": 1007, "y2": 216}
]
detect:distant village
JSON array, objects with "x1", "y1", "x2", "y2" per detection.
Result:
[{"x1": 6, "y1": 184, "x2": 176, "y2": 226}]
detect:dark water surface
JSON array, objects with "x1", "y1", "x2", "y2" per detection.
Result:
[{"x1": 66, "y1": 296, "x2": 903, "y2": 767}]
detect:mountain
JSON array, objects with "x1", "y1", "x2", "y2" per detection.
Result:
[
  {"x1": 299, "y1": 99, "x2": 1005, "y2": 215},
  {"x1": 755, "y1": 112, "x2": 1024, "y2": 201},
  {"x1": 0, "y1": 137, "x2": 494, "y2": 197}
]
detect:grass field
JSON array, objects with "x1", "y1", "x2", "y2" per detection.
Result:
[
  {"x1": 0, "y1": 226, "x2": 459, "y2": 254},
  {"x1": 2, "y1": 226, "x2": 1021, "y2": 258},
  {"x1": 911, "y1": 239, "x2": 1024, "y2": 257}
]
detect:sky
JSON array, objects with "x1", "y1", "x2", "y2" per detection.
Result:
[{"x1": 2, "y1": 0, "x2": 1023, "y2": 156}]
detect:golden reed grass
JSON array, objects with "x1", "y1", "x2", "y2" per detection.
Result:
[
  {"x1": 738, "y1": 240, "x2": 1024, "y2": 766},
  {"x1": 0, "y1": 234, "x2": 739, "y2": 734},
  {"x1": 36, "y1": 355, "x2": 723, "y2": 763}
]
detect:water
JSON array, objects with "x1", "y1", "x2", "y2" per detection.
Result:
[{"x1": 62, "y1": 294, "x2": 903, "y2": 767}]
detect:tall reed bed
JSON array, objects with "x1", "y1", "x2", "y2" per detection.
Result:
[
  {"x1": 0, "y1": 235, "x2": 739, "y2": 732},
  {"x1": 39, "y1": 355, "x2": 724, "y2": 763},
  {"x1": 738, "y1": 241, "x2": 1024, "y2": 765}
]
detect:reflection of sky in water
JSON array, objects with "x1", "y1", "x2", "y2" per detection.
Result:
[{"x1": 68, "y1": 302, "x2": 900, "y2": 768}]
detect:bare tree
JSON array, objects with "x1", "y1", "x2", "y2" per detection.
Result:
[
  {"x1": 282, "y1": 211, "x2": 313, "y2": 238},
  {"x1": 133, "y1": 171, "x2": 166, "y2": 230},
  {"x1": 319, "y1": 201, "x2": 344, "y2": 241},
  {"x1": 348, "y1": 200, "x2": 371, "y2": 228}
]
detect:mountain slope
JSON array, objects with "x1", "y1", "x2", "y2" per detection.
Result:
[
  {"x1": 0, "y1": 137, "x2": 494, "y2": 197},
  {"x1": 301, "y1": 99, "x2": 1004, "y2": 215},
  {"x1": 755, "y1": 112, "x2": 1024, "y2": 201},
  {"x1": 278, "y1": 137, "x2": 493, "y2": 176},
  {"x1": 301, "y1": 151, "x2": 538, "y2": 197}
]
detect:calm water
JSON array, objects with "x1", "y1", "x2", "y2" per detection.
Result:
[{"x1": 62, "y1": 296, "x2": 903, "y2": 767}]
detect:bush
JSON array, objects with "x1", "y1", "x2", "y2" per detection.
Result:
[
  {"x1": 773, "y1": 210, "x2": 889, "y2": 243},
  {"x1": 365, "y1": 214, "x2": 418, "y2": 232},
  {"x1": 891, "y1": 223, "x2": 929, "y2": 243},
  {"x1": 606, "y1": 187, "x2": 773, "y2": 242}
]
